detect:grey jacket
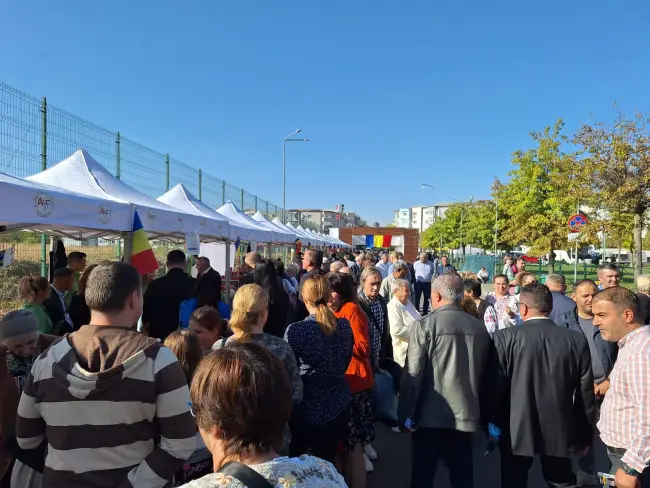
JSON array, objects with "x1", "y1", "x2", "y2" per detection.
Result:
[{"x1": 398, "y1": 303, "x2": 492, "y2": 432}]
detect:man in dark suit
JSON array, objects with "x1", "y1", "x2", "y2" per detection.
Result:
[
  {"x1": 142, "y1": 250, "x2": 195, "y2": 340},
  {"x1": 546, "y1": 273, "x2": 580, "y2": 330},
  {"x1": 488, "y1": 283, "x2": 596, "y2": 488},
  {"x1": 196, "y1": 256, "x2": 221, "y2": 291},
  {"x1": 42, "y1": 267, "x2": 75, "y2": 336}
]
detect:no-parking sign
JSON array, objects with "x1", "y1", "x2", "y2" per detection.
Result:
[{"x1": 568, "y1": 214, "x2": 588, "y2": 233}]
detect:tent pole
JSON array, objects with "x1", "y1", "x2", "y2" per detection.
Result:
[
  {"x1": 123, "y1": 231, "x2": 133, "y2": 264},
  {"x1": 225, "y1": 239, "x2": 231, "y2": 306}
]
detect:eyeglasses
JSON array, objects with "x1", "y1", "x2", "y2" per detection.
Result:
[{"x1": 188, "y1": 401, "x2": 196, "y2": 418}]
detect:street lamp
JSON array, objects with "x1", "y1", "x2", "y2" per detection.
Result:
[
  {"x1": 421, "y1": 183, "x2": 435, "y2": 252},
  {"x1": 283, "y1": 130, "x2": 309, "y2": 224}
]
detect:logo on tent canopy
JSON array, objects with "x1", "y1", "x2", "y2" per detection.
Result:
[
  {"x1": 177, "y1": 216, "x2": 185, "y2": 228},
  {"x1": 33, "y1": 192, "x2": 53, "y2": 218},
  {"x1": 147, "y1": 211, "x2": 156, "y2": 226},
  {"x1": 99, "y1": 205, "x2": 112, "y2": 224}
]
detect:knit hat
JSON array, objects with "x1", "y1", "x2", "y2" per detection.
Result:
[{"x1": 0, "y1": 310, "x2": 40, "y2": 342}]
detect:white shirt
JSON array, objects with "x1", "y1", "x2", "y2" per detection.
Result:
[
  {"x1": 52, "y1": 285, "x2": 72, "y2": 325},
  {"x1": 387, "y1": 297, "x2": 421, "y2": 367},
  {"x1": 376, "y1": 261, "x2": 390, "y2": 279}
]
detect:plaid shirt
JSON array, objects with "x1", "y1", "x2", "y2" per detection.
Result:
[
  {"x1": 598, "y1": 326, "x2": 650, "y2": 473},
  {"x1": 367, "y1": 296, "x2": 385, "y2": 360}
]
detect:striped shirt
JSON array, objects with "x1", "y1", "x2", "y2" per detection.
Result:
[
  {"x1": 15, "y1": 326, "x2": 196, "y2": 488},
  {"x1": 598, "y1": 325, "x2": 650, "y2": 473}
]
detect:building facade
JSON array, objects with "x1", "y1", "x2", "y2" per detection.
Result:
[
  {"x1": 284, "y1": 209, "x2": 362, "y2": 233},
  {"x1": 393, "y1": 203, "x2": 455, "y2": 230}
]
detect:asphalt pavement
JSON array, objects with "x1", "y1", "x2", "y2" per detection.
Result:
[{"x1": 368, "y1": 423, "x2": 611, "y2": 487}]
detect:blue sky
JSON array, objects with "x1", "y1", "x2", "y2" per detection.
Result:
[{"x1": 2, "y1": 1, "x2": 649, "y2": 224}]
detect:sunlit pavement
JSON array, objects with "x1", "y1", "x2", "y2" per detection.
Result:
[{"x1": 368, "y1": 419, "x2": 609, "y2": 487}]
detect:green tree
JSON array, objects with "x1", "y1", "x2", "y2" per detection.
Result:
[
  {"x1": 498, "y1": 120, "x2": 583, "y2": 273},
  {"x1": 421, "y1": 203, "x2": 464, "y2": 251},
  {"x1": 576, "y1": 110, "x2": 650, "y2": 278},
  {"x1": 464, "y1": 199, "x2": 509, "y2": 252}
]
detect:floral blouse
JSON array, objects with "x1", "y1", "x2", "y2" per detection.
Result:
[{"x1": 178, "y1": 455, "x2": 348, "y2": 487}]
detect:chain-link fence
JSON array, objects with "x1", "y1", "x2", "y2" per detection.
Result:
[{"x1": 0, "y1": 81, "x2": 281, "y2": 312}]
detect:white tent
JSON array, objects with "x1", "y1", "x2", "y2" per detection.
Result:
[
  {"x1": 285, "y1": 223, "x2": 315, "y2": 246},
  {"x1": 216, "y1": 202, "x2": 273, "y2": 243},
  {"x1": 0, "y1": 171, "x2": 131, "y2": 236},
  {"x1": 157, "y1": 184, "x2": 240, "y2": 241},
  {"x1": 271, "y1": 217, "x2": 296, "y2": 237},
  {"x1": 300, "y1": 226, "x2": 325, "y2": 247},
  {"x1": 251, "y1": 211, "x2": 295, "y2": 243},
  {"x1": 27, "y1": 149, "x2": 208, "y2": 239}
]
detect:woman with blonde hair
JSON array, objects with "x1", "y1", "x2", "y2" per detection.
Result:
[
  {"x1": 213, "y1": 284, "x2": 302, "y2": 454},
  {"x1": 68, "y1": 263, "x2": 99, "y2": 330},
  {"x1": 18, "y1": 276, "x2": 53, "y2": 334},
  {"x1": 285, "y1": 274, "x2": 353, "y2": 463}
]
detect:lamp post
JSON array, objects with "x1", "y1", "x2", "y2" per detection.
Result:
[
  {"x1": 282, "y1": 130, "x2": 309, "y2": 224},
  {"x1": 421, "y1": 183, "x2": 435, "y2": 252}
]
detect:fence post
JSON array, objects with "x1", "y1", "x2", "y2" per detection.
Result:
[
  {"x1": 222, "y1": 181, "x2": 226, "y2": 205},
  {"x1": 559, "y1": 261, "x2": 563, "y2": 273},
  {"x1": 538, "y1": 261, "x2": 542, "y2": 275},
  {"x1": 583, "y1": 261, "x2": 588, "y2": 279},
  {"x1": 240, "y1": 189, "x2": 244, "y2": 210},
  {"x1": 198, "y1": 169, "x2": 203, "y2": 201},
  {"x1": 165, "y1": 154, "x2": 170, "y2": 191},
  {"x1": 40, "y1": 97, "x2": 48, "y2": 278},
  {"x1": 255, "y1": 196, "x2": 258, "y2": 212},
  {"x1": 115, "y1": 131, "x2": 121, "y2": 180}
]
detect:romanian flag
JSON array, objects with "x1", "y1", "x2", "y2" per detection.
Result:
[
  {"x1": 383, "y1": 235, "x2": 392, "y2": 247},
  {"x1": 365, "y1": 235, "x2": 374, "y2": 248},
  {"x1": 374, "y1": 235, "x2": 384, "y2": 248},
  {"x1": 295, "y1": 238, "x2": 302, "y2": 254},
  {"x1": 131, "y1": 210, "x2": 159, "y2": 275}
]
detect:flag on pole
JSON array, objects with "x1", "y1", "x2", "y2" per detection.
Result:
[
  {"x1": 131, "y1": 210, "x2": 159, "y2": 275},
  {"x1": 234, "y1": 237, "x2": 241, "y2": 251},
  {"x1": 295, "y1": 238, "x2": 302, "y2": 254}
]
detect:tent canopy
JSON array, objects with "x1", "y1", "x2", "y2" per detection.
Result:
[
  {"x1": 251, "y1": 211, "x2": 295, "y2": 244},
  {"x1": 299, "y1": 226, "x2": 325, "y2": 247},
  {"x1": 27, "y1": 149, "x2": 208, "y2": 238},
  {"x1": 216, "y1": 201, "x2": 272, "y2": 242},
  {"x1": 285, "y1": 223, "x2": 315, "y2": 246},
  {"x1": 157, "y1": 184, "x2": 232, "y2": 240},
  {"x1": 0, "y1": 171, "x2": 131, "y2": 237}
]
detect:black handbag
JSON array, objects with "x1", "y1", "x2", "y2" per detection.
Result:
[{"x1": 217, "y1": 461, "x2": 274, "y2": 488}]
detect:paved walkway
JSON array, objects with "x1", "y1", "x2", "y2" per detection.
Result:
[{"x1": 368, "y1": 423, "x2": 610, "y2": 487}]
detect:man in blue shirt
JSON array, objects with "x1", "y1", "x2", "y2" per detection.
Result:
[
  {"x1": 434, "y1": 255, "x2": 456, "y2": 278},
  {"x1": 413, "y1": 253, "x2": 435, "y2": 314},
  {"x1": 376, "y1": 251, "x2": 390, "y2": 279}
]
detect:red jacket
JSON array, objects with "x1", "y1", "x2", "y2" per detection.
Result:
[{"x1": 335, "y1": 302, "x2": 374, "y2": 393}]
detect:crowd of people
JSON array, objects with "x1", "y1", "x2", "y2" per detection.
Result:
[{"x1": 1, "y1": 247, "x2": 650, "y2": 488}]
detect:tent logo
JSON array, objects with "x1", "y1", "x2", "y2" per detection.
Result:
[
  {"x1": 177, "y1": 216, "x2": 184, "y2": 228},
  {"x1": 34, "y1": 192, "x2": 53, "y2": 217},
  {"x1": 99, "y1": 205, "x2": 111, "y2": 224},
  {"x1": 147, "y1": 212, "x2": 156, "y2": 226}
]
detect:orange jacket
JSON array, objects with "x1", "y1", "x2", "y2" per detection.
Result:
[{"x1": 335, "y1": 302, "x2": 374, "y2": 393}]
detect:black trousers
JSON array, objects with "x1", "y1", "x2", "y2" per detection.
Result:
[
  {"x1": 500, "y1": 449, "x2": 576, "y2": 488},
  {"x1": 411, "y1": 428, "x2": 473, "y2": 488},
  {"x1": 414, "y1": 281, "x2": 431, "y2": 314},
  {"x1": 289, "y1": 408, "x2": 349, "y2": 463}
]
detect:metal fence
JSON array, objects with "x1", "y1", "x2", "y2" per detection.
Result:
[{"x1": 0, "y1": 81, "x2": 280, "y2": 309}]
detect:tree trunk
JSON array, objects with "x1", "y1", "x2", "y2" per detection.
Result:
[
  {"x1": 634, "y1": 210, "x2": 644, "y2": 279},
  {"x1": 548, "y1": 251, "x2": 555, "y2": 274},
  {"x1": 618, "y1": 235, "x2": 622, "y2": 265}
]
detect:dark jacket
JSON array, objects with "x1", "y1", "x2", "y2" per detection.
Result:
[
  {"x1": 265, "y1": 281, "x2": 290, "y2": 338},
  {"x1": 142, "y1": 268, "x2": 196, "y2": 340},
  {"x1": 41, "y1": 285, "x2": 74, "y2": 336},
  {"x1": 68, "y1": 292, "x2": 90, "y2": 331},
  {"x1": 489, "y1": 317, "x2": 596, "y2": 458},
  {"x1": 397, "y1": 303, "x2": 491, "y2": 431},
  {"x1": 549, "y1": 291, "x2": 579, "y2": 330},
  {"x1": 197, "y1": 268, "x2": 222, "y2": 295},
  {"x1": 357, "y1": 291, "x2": 393, "y2": 360}
]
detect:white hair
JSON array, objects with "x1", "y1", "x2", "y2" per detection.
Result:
[
  {"x1": 637, "y1": 274, "x2": 650, "y2": 294},
  {"x1": 431, "y1": 274, "x2": 463, "y2": 302},
  {"x1": 392, "y1": 279, "x2": 410, "y2": 294}
]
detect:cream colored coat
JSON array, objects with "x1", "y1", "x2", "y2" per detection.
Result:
[{"x1": 387, "y1": 296, "x2": 421, "y2": 367}]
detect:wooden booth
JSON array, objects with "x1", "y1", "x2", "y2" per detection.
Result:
[{"x1": 338, "y1": 227, "x2": 420, "y2": 263}]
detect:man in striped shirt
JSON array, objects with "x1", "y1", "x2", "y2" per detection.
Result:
[
  {"x1": 16, "y1": 262, "x2": 196, "y2": 488},
  {"x1": 593, "y1": 286, "x2": 650, "y2": 488}
]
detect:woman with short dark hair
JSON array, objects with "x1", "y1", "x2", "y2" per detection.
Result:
[{"x1": 178, "y1": 341, "x2": 346, "y2": 487}]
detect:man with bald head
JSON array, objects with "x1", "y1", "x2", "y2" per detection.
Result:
[
  {"x1": 329, "y1": 260, "x2": 346, "y2": 274},
  {"x1": 239, "y1": 251, "x2": 262, "y2": 286}
]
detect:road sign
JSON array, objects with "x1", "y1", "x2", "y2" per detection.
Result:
[{"x1": 568, "y1": 214, "x2": 588, "y2": 232}]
